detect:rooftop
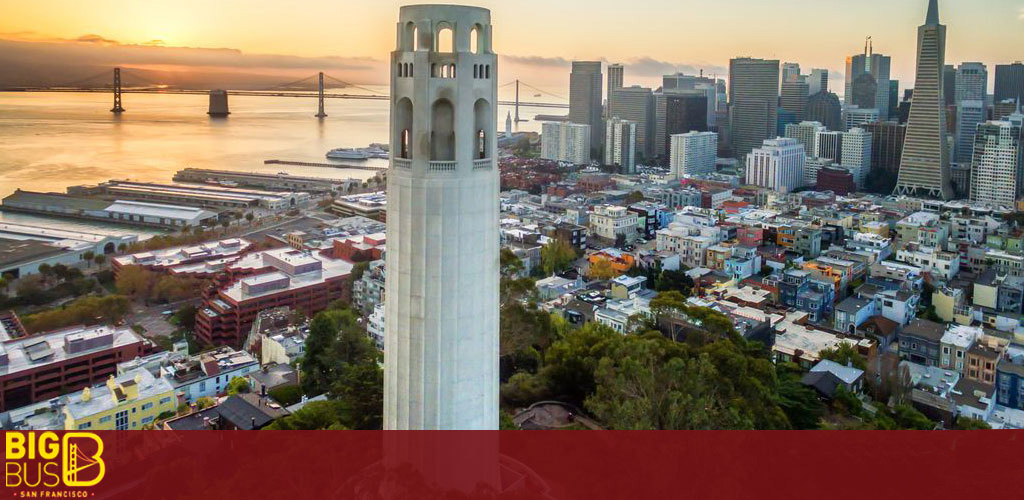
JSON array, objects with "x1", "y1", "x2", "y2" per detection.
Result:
[
  {"x1": 63, "y1": 368, "x2": 173, "y2": 420},
  {"x1": 103, "y1": 200, "x2": 217, "y2": 222},
  {"x1": 0, "y1": 325, "x2": 144, "y2": 376}
]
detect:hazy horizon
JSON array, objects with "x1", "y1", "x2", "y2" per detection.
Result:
[{"x1": 1, "y1": 0, "x2": 1022, "y2": 94}]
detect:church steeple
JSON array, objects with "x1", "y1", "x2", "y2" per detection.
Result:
[{"x1": 925, "y1": 0, "x2": 940, "y2": 26}]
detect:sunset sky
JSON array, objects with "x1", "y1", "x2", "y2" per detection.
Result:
[{"x1": 1, "y1": 0, "x2": 1022, "y2": 92}]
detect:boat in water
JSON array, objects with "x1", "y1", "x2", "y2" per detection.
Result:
[{"x1": 327, "y1": 148, "x2": 369, "y2": 161}]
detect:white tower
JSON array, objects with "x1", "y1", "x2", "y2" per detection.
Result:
[{"x1": 384, "y1": 5, "x2": 499, "y2": 430}]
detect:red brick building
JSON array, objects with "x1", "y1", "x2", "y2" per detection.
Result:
[
  {"x1": 0, "y1": 325, "x2": 148, "y2": 411},
  {"x1": 195, "y1": 248, "x2": 353, "y2": 347}
]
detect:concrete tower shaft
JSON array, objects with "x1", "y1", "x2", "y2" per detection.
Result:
[{"x1": 384, "y1": 4, "x2": 500, "y2": 430}]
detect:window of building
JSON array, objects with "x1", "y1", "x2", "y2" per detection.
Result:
[
  {"x1": 141, "y1": 402, "x2": 153, "y2": 411},
  {"x1": 160, "y1": 397, "x2": 172, "y2": 405},
  {"x1": 78, "y1": 422, "x2": 91, "y2": 430}
]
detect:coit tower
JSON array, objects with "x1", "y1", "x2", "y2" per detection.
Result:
[{"x1": 384, "y1": 5, "x2": 499, "y2": 430}]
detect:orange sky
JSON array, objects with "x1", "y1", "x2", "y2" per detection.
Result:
[{"x1": 2, "y1": 0, "x2": 1022, "y2": 89}]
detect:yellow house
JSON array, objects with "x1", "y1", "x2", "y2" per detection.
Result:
[{"x1": 63, "y1": 369, "x2": 176, "y2": 431}]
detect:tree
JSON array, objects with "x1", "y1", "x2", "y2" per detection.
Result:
[
  {"x1": 21, "y1": 295, "x2": 131, "y2": 333},
  {"x1": 116, "y1": 265, "x2": 155, "y2": 301},
  {"x1": 819, "y1": 342, "x2": 867, "y2": 371},
  {"x1": 93, "y1": 255, "x2": 106, "y2": 267},
  {"x1": 540, "y1": 239, "x2": 576, "y2": 276},
  {"x1": 14, "y1": 275, "x2": 45, "y2": 302},
  {"x1": 220, "y1": 219, "x2": 231, "y2": 230},
  {"x1": 83, "y1": 251, "x2": 95, "y2": 266},
  {"x1": 588, "y1": 259, "x2": 619, "y2": 281},
  {"x1": 655, "y1": 269, "x2": 694, "y2": 297},
  {"x1": 227, "y1": 376, "x2": 251, "y2": 396},
  {"x1": 175, "y1": 304, "x2": 198, "y2": 332},
  {"x1": 196, "y1": 397, "x2": 216, "y2": 410},
  {"x1": 332, "y1": 359, "x2": 383, "y2": 430},
  {"x1": 891, "y1": 404, "x2": 936, "y2": 430},
  {"x1": 264, "y1": 400, "x2": 350, "y2": 430},
  {"x1": 954, "y1": 417, "x2": 991, "y2": 430},
  {"x1": 245, "y1": 212, "x2": 255, "y2": 223},
  {"x1": 776, "y1": 363, "x2": 824, "y2": 429}
]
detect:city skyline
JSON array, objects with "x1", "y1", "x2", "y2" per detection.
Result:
[{"x1": 1, "y1": 0, "x2": 1022, "y2": 91}]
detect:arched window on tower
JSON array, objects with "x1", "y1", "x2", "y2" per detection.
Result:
[
  {"x1": 403, "y1": 22, "x2": 416, "y2": 51},
  {"x1": 395, "y1": 98, "x2": 413, "y2": 160},
  {"x1": 470, "y1": 26, "x2": 481, "y2": 54},
  {"x1": 431, "y1": 98, "x2": 455, "y2": 161},
  {"x1": 474, "y1": 98, "x2": 492, "y2": 160},
  {"x1": 436, "y1": 25, "x2": 453, "y2": 53}
]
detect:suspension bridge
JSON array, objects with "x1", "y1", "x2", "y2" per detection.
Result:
[{"x1": 2, "y1": 67, "x2": 568, "y2": 117}]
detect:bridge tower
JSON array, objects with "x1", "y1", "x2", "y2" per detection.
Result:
[
  {"x1": 384, "y1": 5, "x2": 499, "y2": 430},
  {"x1": 315, "y1": 72, "x2": 328, "y2": 118},
  {"x1": 515, "y1": 79, "x2": 521, "y2": 122},
  {"x1": 110, "y1": 67, "x2": 125, "y2": 113}
]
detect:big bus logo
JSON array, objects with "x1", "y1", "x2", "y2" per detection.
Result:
[{"x1": 5, "y1": 431, "x2": 105, "y2": 489}]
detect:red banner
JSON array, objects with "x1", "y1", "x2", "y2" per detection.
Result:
[{"x1": 4, "y1": 431, "x2": 1023, "y2": 499}]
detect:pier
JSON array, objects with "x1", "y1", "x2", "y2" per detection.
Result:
[{"x1": 263, "y1": 159, "x2": 387, "y2": 171}]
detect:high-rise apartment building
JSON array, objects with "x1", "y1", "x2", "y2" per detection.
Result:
[
  {"x1": 385, "y1": 5, "x2": 500, "y2": 430},
  {"x1": 670, "y1": 131, "x2": 718, "y2": 179},
  {"x1": 782, "y1": 63, "x2": 802, "y2": 84},
  {"x1": 569, "y1": 61, "x2": 604, "y2": 158},
  {"x1": 729, "y1": 57, "x2": 780, "y2": 160},
  {"x1": 970, "y1": 119, "x2": 1024, "y2": 206},
  {"x1": 895, "y1": 0, "x2": 954, "y2": 200},
  {"x1": 841, "y1": 127, "x2": 872, "y2": 189},
  {"x1": 994, "y1": 62, "x2": 1024, "y2": 103},
  {"x1": 807, "y1": 91, "x2": 843, "y2": 131},
  {"x1": 745, "y1": 137, "x2": 806, "y2": 192},
  {"x1": 609, "y1": 85, "x2": 655, "y2": 160},
  {"x1": 605, "y1": 118, "x2": 637, "y2": 173},
  {"x1": 784, "y1": 121, "x2": 826, "y2": 157},
  {"x1": 541, "y1": 122, "x2": 592, "y2": 165}
]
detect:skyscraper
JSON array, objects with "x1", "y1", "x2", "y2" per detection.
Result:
[
  {"x1": 955, "y1": 62, "x2": 988, "y2": 102},
  {"x1": 609, "y1": 85, "x2": 655, "y2": 160},
  {"x1": 845, "y1": 40, "x2": 892, "y2": 119},
  {"x1": 806, "y1": 91, "x2": 843, "y2": 131},
  {"x1": 956, "y1": 100, "x2": 985, "y2": 164},
  {"x1": 808, "y1": 69, "x2": 829, "y2": 95},
  {"x1": 782, "y1": 62, "x2": 802, "y2": 84},
  {"x1": 655, "y1": 91, "x2": 708, "y2": 158},
  {"x1": 569, "y1": 61, "x2": 603, "y2": 158},
  {"x1": 607, "y1": 63, "x2": 624, "y2": 117},
  {"x1": 895, "y1": 0, "x2": 953, "y2": 200},
  {"x1": 780, "y1": 76, "x2": 810, "y2": 123},
  {"x1": 815, "y1": 130, "x2": 844, "y2": 163},
  {"x1": 970, "y1": 118, "x2": 1024, "y2": 206},
  {"x1": 942, "y1": 65, "x2": 956, "y2": 107},
  {"x1": 864, "y1": 121, "x2": 906, "y2": 176},
  {"x1": 605, "y1": 118, "x2": 637, "y2": 173},
  {"x1": 385, "y1": 5, "x2": 499, "y2": 430},
  {"x1": 994, "y1": 62, "x2": 1024, "y2": 104},
  {"x1": 729, "y1": 57, "x2": 780, "y2": 160}
]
